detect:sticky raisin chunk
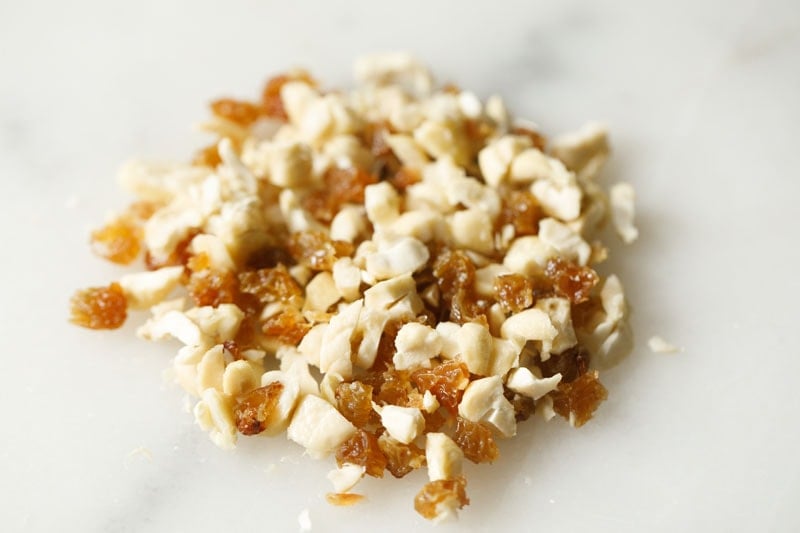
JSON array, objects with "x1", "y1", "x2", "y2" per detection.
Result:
[
  {"x1": 238, "y1": 265, "x2": 303, "y2": 306},
  {"x1": 545, "y1": 257, "x2": 598, "y2": 305},
  {"x1": 336, "y1": 429, "x2": 386, "y2": 478},
  {"x1": 90, "y1": 218, "x2": 141, "y2": 265},
  {"x1": 378, "y1": 433, "x2": 426, "y2": 478},
  {"x1": 70, "y1": 282, "x2": 128, "y2": 330},
  {"x1": 336, "y1": 381, "x2": 375, "y2": 429},
  {"x1": 234, "y1": 382, "x2": 284, "y2": 435},
  {"x1": 550, "y1": 370, "x2": 607, "y2": 427},
  {"x1": 210, "y1": 98, "x2": 260, "y2": 126},
  {"x1": 494, "y1": 273, "x2": 533, "y2": 313},
  {"x1": 261, "y1": 307, "x2": 310, "y2": 345},
  {"x1": 412, "y1": 361, "x2": 470, "y2": 415},
  {"x1": 497, "y1": 189, "x2": 543, "y2": 237},
  {"x1": 287, "y1": 231, "x2": 354, "y2": 271},
  {"x1": 453, "y1": 417, "x2": 499, "y2": 464},
  {"x1": 414, "y1": 477, "x2": 469, "y2": 520}
]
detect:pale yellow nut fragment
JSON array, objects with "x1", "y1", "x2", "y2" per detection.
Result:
[
  {"x1": 318, "y1": 299, "x2": 363, "y2": 377},
  {"x1": 184, "y1": 304, "x2": 244, "y2": 344},
  {"x1": 330, "y1": 205, "x2": 368, "y2": 243},
  {"x1": 422, "y1": 390, "x2": 440, "y2": 413},
  {"x1": 500, "y1": 308, "x2": 557, "y2": 354},
  {"x1": 118, "y1": 266, "x2": 183, "y2": 309},
  {"x1": 117, "y1": 160, "x2": 209, "y2": 203},
  {"x1": 222, "y1": 360, "x2": 262, "y2": 397},
  {"x1": 426, "y1": 433, "x2": 464, "y2": 482},
  {"x1": 137, "y1": 309, "x2": 209, "y2": 347},
  {"x1": 303, "y1": 272, "x2": 341, "y2": 314},
  {"x1": 435, "y1": 322, "x2": 461, "y2": 360},
  {"x1": 550, "y1": 122, "x2": 609, "y2": 177},
  {"x1": 535, "y1": 297, "x2": 578, "y2": 357},
  {"x1": 458, "y1": 376, "x2": 516, "y2": 437},
  {"x1": 332, "y1": 258, "x2": 363, "y2": 301},
  {"x1": 258, "y1": 371, "x2": 302, "y2": 436},
  {"x1": 648, "y1": 335, "x2": 681, "y2": 353},
  {"x1": 323, "y1": 134, "x2": 372, "y2": 170},
  {"x1": 414, "y1": 121, "x2": 468, "y2": 166},
  {"x1": 485, "y1": 94, "x2": 510, "y2": 131},
  {"x1": 364, "y1": 181, "x2": 400, "y2": 226},
  {"x1": 393, "y1": 322, "x2": 442, "y2": 371},
  {"x1": 377, "y1": 405, "x2": 425, "y2": 444},
  {"x1": 505, "y1": 367, "x2": 562, "y2": 400},
  {"x1": 489, "y1": 337, "x2": 519, "y2": 377},
  {"x1": 365, "y1": 237, "x2": 430, "y2": 280},
  {"x1": 280, "y1": 81, "x2": 319, "y2": 125},
  {"x1": 143, "y1": 203, "x2": 205, "y2": 264},
  {"x1": 327, "y1": 463, "x2": 366, "y2": 494},
  {"x1": 189, "y1": 234, "x2": 235, "y2": 271},
  {"x1": 456, "y1": 322, "x2": 493, "y2": 376},
  {"x1": 474, "y1": 263, "x2": 511, "y2": 298},
  {"x1": 503, "y1": 235, "x2": 555, "y2": 276},
  {"x1": 538, "y1": 218, "x2": 591, "y2": 266},
  {"x1": 531, "y1": 176, "x2": 582, "y2": 222},
  {"x1": 385, "y1": 134, "x2": 430, "y2": 168},
  {"x1": 194, "y1": 388, "x2": 237, "y2": 449},
  {"x1": 197, "y1": 344, "x2": 227, "y2": 392},
  {"x1": 478, "y1": 135, "x2": 530, "y2": 187},
  {"x1": 610, "y1": 182, "x2": 638, "y2": 244},
  {"x1": 287, "y1": 395, "x2": 357, "y2": 459},
  {"x1": 449, "y1": 209, "x2": 495, "y2": 255}
]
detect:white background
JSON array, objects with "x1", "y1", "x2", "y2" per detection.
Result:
[{"x1": 1, "y1": 0, "x2": 799, "y2": 531}]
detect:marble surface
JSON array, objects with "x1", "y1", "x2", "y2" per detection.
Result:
[{"x1": 1, "y1": 0, "x2": 799, "y2": 531}]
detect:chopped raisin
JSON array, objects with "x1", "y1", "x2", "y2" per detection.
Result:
[
  {"x1": 287, "y1": 231, "x2": 354, "y2": 271},
  {"x1": 70, "y1": 282, "x2": 128, "y2": 330},
  {"x1": 545, "y1": 257, "x2": 598, "y2": 305},
  {"x1": 378, "y1": 433, "x2": 426, "y2": 478},
  {"x1": 192, "y1": 143, "x2": 222, "y2": 168},
  {"x1": 389, "y1": 166, "x2": 421, "y2": 191},
  {"x1": 90, "y1": 218, "x2": 141, "y2": 265},
  {"x1": 412, "y1": 361, "x2": 470, "y2": 415},
  {"x1": 238, "y1": 265, "x2": 303, "y2": 307},
  {"x1": 414, "y1": 476, "x2": 469, "y2": 520},
  {"x1": 187, "y1": 254, "x2": 239, "y2": 307},
  {"x1": 303, "y1": 167, "x2": 377, "y2": 224},
  {"x1": 144, "y1": 229, "x2": 200, "y2": 270},
  {"x1": 538, "y1": 345, "x2": 590, "y2": 384},
  {"x1": 453, "y1": 417, "x2": 499, "y2": 464},
  {"x1": 336, "y1": 381, "x2": 375, "y2": 429},
  {"x1": 493, "y1": 273, "x2": 533, "y2": 313},
  {"x1": 336, "y1": 429, "x2": 386, "y2": 478},
  {"x1": 261, "y1": 307, "x2": 310, "y2": 346},
  {"x1": 550, "y1": 370, "x2": 607, "y2": 427},
  {"x1": 497, "y1": 189, "x2": 543, "y2": 237},
  {"x1": 234, "y1": 382, "x2": 284, "y2": 435},
  {"x1": 433, "y1": 249, "x2": 487, "y2": 324},
  {"x1": 210, "y1": 98, "x2": 260, "y2": 126}
]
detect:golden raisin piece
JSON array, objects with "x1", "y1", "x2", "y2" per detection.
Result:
[
  {"x1": 287, "y1": 231, "x2": 354, "y2": 271},
  {"x1": 545, "y1": 257, "x2": 599, "y2": 305},
  {"x1": 238, "y1": 265, "x2": 303, "y2": 306},
  {"x1": 378, "y1": 433, "x2": 426, "y2": 478},
  {"x1": 493, "y1": 273, "x2": 534, "y2": 313},
  {"x1": 412, "y1": 361, "x2": 470, "y2": 415},
  {"x1": 261, "y1": 308, "x2": 310, "y2": 346},
  {"x1": 433, "y1": 249, "x2": 487, "y2": 324},
  {"x1": 371, "y1": 366, "x2": 414, "y2": 407},
  {"x1": 453, "y1": 417, "x2": 499, "y2": 464},
  {"x1": 550, "y1": 370, "x2": 608, "y2": 427},
  {"x1": 210, "y1": 98, "x2": 260, "y2": 126},
  {"x1": 90, "y1": 218, "x2": 141, "y2": 265},
  {"x1": 414, "y1": 476, "x2": 469, "y2": 520},
  {"x1": 336, "y1": 429, "x2": 387, "y2": 478},
  {"x1": 192, "y1": 143, "x2": 222, "y2": 168},
  {"x1": 498, "y1": 189, "x2": 543, "y2": 237},
  {"x1": 538, "y1": 345, "x2": 590, "y2": 383},
  {"x1": 234, "y1": 382, "x2": 284, "y2": 435},
  {"x1": 303, "y1": 167, "x2": 377, "y2": 223},
  {"x1": 187, "y1": 255, "x2": 240, "y2": 308},
  {"x1": 336, "y1": 381, "x2": 375, "y2": 429},
  {"x1": 70, "y1": 282, "x2": 128, "y2": 330},
  {"x1": 326, "y1": 493, "x2": 365, "y2": 506}
]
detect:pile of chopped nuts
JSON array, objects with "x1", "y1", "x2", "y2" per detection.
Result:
[{"x1": 71, "y1": 53, "x2": 636, "y2": 523}]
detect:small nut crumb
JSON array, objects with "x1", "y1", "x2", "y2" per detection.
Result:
[{"x1": 648, "y1": 335, "x2": 681, "y2": 353}]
